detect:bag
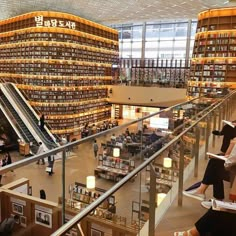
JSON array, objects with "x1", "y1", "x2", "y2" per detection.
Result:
[
  {"x1": 224, "y1": 142, "x2": 236, "y2": 171},
  {"x1": 45, "y1": 167, "x2": 52, "y2": 172}
]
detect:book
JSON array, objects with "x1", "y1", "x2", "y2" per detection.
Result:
[
  {"x1": 206, "y1": 152, "x2": 227, "y2": 161},
  {"x1": 222, "y1": 120, "x2": 235, "y2": 128},
  {"x1": 212, "y1": 199, "x2": 236, "y2": 211}
]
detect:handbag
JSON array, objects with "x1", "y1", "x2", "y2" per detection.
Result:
[
  {"x1": 45, "y1": 167, "x2": 52, "y2": 172},
  {"x1": 224, "y1": 142, "x2": 236, "y2": 169}
]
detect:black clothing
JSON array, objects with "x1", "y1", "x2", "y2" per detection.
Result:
[
  {"x1": 40, "y1": 115, "x2": 45, "y2": 131},
  {"x1": 40, "y1": 189, "x2": 46, "y2": 200},
  {"x1": 47, "y1": 155, "x2": 55, "y2": 175},
  {"x1": 202, "y1": 158, "x2": 230, "y2": 199},
  {"x1": 212, "y1": 125, "x2": 236, "y2": 153},
  {"x1": 195, "y1": 207, "x2": 236, "y2": 236}
]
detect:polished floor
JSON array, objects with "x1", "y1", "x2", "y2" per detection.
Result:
[{"x1": 1, "y1": 127, "x2": 230, "y2": 236}]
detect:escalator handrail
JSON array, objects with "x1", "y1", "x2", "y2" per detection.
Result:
[
  {"x1": 0, "y1": 96, "x2": 36, "y2": 144},
  {"x1": 3, "y1": 84, "x2": 57, "y2": 149},
  {"x1": 9, "y1": 83, "x2": 60, "y2": 143}
]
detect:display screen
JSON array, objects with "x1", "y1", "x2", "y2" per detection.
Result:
[{"x1": 150, "y1": 117, "x2": 169, "y2": 129}]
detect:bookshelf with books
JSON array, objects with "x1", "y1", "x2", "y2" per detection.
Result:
[
  {"x1": 188, "y1": 7, "x2": 236, "y2": 98},
  {"x1": 71, "y1": 182, "x2": 115, "y2": 212},
  {"x1": 94, "y1": 155, "x2": 135, "y2": 182},
  {"x1": 0, "y1": 11, "x2": 119, "y2": 135}
]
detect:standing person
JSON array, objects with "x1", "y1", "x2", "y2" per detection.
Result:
[
  {"x1": 47, "y1": 155, "x2": 55, "y2": 176},
  {"x1": 39, "y1": 114, "x2": 45, "y2": 131},
  {"x1": 0, "y1": 215, "x2": 19, "y2": 235},
  {"x1": 0, "y1": 155, "x2": 7, "y2": 185},
  {"x1": 0, "y1": 138, "x2": 5, "y2": 153},
  {"x1": 93, "y1": 139, "x2": 99, "y2": 159},
  {"x1": 5, "y1": 152, "x2": 15, "y2": 175},
  {"x1": 40, "y1": 189, "x2": 46, "y2": 200},
  {"x1": 36, "y1": 142, "x2": 45, "y2": 165}
]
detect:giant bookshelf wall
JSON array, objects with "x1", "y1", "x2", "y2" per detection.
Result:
[
  {"x1": 0, "y1": 11, "x2": 119, "y2": 135},
  {"x1": 188, "y1": 7, "x2": 236, "y2": 98}
]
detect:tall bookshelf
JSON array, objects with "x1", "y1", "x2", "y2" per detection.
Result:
[
  {"x1": 0, "y1": 11, "x2": 119, "y2": 135},
  {"x1": 188, "y1": 7, "x2": 236, "y2": 98}
]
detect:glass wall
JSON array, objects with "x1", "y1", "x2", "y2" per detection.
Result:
[{"x1": 110, "y1": 20, "x2": 197, "y2": 60}]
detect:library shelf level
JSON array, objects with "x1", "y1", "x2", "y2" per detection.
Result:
[
  {"x1": 0, "y1": 11, "x2": 119, "y2": 135},
  {"x1": 188, "y1": 7, "x2": 236, "y2": 98},
  {"x1": 94, "y1": 155, "x2": 135, "y2": 182}
]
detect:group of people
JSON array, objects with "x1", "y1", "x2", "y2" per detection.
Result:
[
  {"x1": 175, "y1": 120, "x2": 236, "y2": 236},
  {"x1": 81, "y1": 120, "x2": 119, "y2": 138}
]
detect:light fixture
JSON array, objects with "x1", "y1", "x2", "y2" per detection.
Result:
[
  {"x1": 157, "y1": 193, "x2": 167, "y2": 206},
  {"x1": 163, "y1": 157, "x2": 172, "y2": 168},
  {"x1": 86, "y1": 176, "x2": 95, "y2": 189},
  {"x1": 113, "y1": 148, "x2": 120, "y2": 157}
]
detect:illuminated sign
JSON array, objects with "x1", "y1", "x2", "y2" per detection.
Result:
[{"x1": 35, "y1": 15, "x2": 76, "y2": 29}]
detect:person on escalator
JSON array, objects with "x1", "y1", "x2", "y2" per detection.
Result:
[{"x1": 39, "y1": 114, "x2": 45, "y2": 131}]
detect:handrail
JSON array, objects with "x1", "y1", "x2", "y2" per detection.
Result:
[
  {"x1": 4, "y1": 83, "x2": 57, "y2": 149},
  {"x1": 0, "y1": 97, "x2": 32, "y2": 143},
  {"x1": 51, "y1": 92, "x2": 236, "y2": 235},
  {"x1": 0, "y1": 92, "x2": 235, "y2": 235},
  {"x1": 0, "y1": 95, "x2": 205, "y2": 174}
]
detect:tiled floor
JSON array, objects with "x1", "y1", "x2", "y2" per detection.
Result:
[{"x1": 1, "y1": 126, "x2": 229, "y2": 236}]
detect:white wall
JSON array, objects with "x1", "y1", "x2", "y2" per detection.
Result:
[{"x1": 107, "y1": 86, "x2": 187, "y2": 107}]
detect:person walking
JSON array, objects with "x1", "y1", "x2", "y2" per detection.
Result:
[
  {"x1": 36, "y1": 142, "x2": 45, "y2": 165},
  {"x1": 93, "y1": 139, "x2": 99, "y2": 159},
  {"x1": 47, "y1": 155, "x2": 55, "y2": 176}
]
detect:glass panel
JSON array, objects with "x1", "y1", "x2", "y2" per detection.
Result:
[
  {"x1": 160, "y1": 23, "x2": 175, "y2": 39},
  {"x1": 1, "y1": 93, "x2": 234, "y2": 235},
  {"x1": 145, "y1": 24, "x2": 160, "y2": 39},
  {"x1": 175, "y1": 22, "x2": 188, "y2": 38},
  {"x1": 191, "y1": 21, "x2": 197, "y2": 37},
  {"x1": 122, "y1": 42, "x2": 132, "y2": 58},
  {"x1": 132, "y1": 41, "x2": 142, "y2": 58},
  {"x1": 132, "y1": 25, "x2": 143, "y2": 41},
  {"x1": 122, "y1": 27, "x2": 132, "y2": 40}
]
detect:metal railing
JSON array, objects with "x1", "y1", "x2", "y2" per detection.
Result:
[{"x1": 0, "y1": 91, "x2": 235, "y2": 235}]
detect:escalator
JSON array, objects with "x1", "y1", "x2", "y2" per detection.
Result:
[
  {"x1": 2, "y1": 83, "x2": 58, "y2": 150},
  {"x1": 6, "y1": 83, "x2": 57, "y2": 145},
  {"x1": 0, "y1": 91, "x2": 37, "y2": 146}
]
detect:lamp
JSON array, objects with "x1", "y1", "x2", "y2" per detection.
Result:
[
  {"x1": 86, "y1": 176, "x2": 95, "y2": 189},
  {"x1": 157, "y1": 193, "x2": 167, "y2": 206},
  {"x1": 113, "y1": 148, "x2": 120, "y2": 157},
  {"x1": 163, "y1": 157, "x2": 172, "y2": 168}
]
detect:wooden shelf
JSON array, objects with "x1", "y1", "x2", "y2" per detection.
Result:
[
  {"x1": 188, "y1": 7, "x2": 236, "y2": 98},
  {"x1": 94, "y1": 156, "x2": 135, "y2": 182},
  {"x1": 0, "y1": 11, "x2": 119, "y2": 135}
]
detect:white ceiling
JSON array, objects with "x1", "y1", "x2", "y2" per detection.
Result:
[{"x1": 0, "y1": 0, "x2": 235, "y2": 25}]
